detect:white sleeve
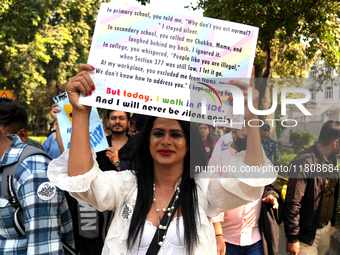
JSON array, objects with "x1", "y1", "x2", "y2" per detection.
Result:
[
  {"x1": 212, "y1": 133, "x2": 232, "y2": 157},
  {"x1": 47, "y1": 148, "x2": 136, "y2": 212},
  {"x1": 212, "y1": 212, "x2": 224, "y2": 223},
  {"x1": 197, "y1": 150, "x2": 276, "y2": 218}
]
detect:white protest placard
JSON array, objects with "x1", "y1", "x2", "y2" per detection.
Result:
[
  {"x1": 53, "y1": 92, "x2": 108, "y2": 152},
  {"x1": 79, "y1": 3, "x2": 259, "y2": 126}
]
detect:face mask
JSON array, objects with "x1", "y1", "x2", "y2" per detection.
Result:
[{"x1": 234, "y1": 131, "x2": 247, "y2": 151}]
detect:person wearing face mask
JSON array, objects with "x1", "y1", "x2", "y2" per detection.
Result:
[{"x1": 209, "y1": 126, "x2": 282, "y2": 255}]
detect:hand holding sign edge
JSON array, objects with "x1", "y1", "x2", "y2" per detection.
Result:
[
  {"x1": 66, "y1": 64, "x2": 95, "y2": 117},
  {"x1": 66, "y1": 64, "x2": 96, "y2": 176}
]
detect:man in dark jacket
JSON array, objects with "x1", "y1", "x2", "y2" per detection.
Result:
[
  {"x1": 284, "y1": 120, "x2": 340, "y2": 255},
  {"x1": 96, "y1": 110, "x2": 135, "y2": 171}
]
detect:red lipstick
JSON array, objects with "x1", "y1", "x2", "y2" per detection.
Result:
[{"x1": 158, "y1": 149, "x2": 174, "y2": 156}]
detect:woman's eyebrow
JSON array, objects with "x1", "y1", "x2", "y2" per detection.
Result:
[
  {"x1": 151, "y1": 128, "x2": 164, "y2": 132},
  {"x1": 152, "y1": 128, "x2": 184, "y2": 133},
  {"x1": 170, "y1": 129, "x2": 184, "y2": 133}
]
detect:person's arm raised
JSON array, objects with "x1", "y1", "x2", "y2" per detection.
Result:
[
  {"x1": 66, "y1": 64, "x2": 96, "y2": 176},
  {"x1": 230, "y1": 67, "x2": 264, "y2": 167},
  {"x1": 50, "y1": 103, "x2": 65, "y2": 153}
]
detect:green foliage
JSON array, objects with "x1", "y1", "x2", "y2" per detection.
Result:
[
  {"x1": 289, "y1": 130, "x2": 315, "y2": 154},
  {"x1": 185, "y1": 0, "x2": 340, "y2": 116},
  {"x1": 278, "y1": 147, "x2": 297, "y2": 178},
  {"x1": 37, "y1": 131, "x2": 50, "y2": 136},
  {"x1": 27, "y1": 131, "x2": 49, "y2": 137},
  {"x1": 0, "y1": 0, "x2": 110, "y2": 104},
  {"x1": 27, "y1": 82, "x2": 66, "y2": 131},
  {"x1": 0, "y1": 0, "x2": 110, "y2": 127},
  {"x1": 274, "y1": 103, "x2": 285, "y2": 139},
  {"x1": 279, "y1": 147, "x2": 297, "y2": 166},
  {"x1": 272, "y1": 42, "x2": 315, "y2": 80},
  {"x1": 28, "y1": 136, "x2": 47, "y2": 144},
  {"x1": 191, "y1": 0, "x2": 340, "y2": 76}
]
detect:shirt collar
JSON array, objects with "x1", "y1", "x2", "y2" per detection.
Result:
[
  {"x1": 315, "y1": 142, "x2": 331, "y2": 164},
  {"x1": 227, "y1": 145, "x2": 238, "y2": 156},
  {"x1": 107, "y1": 134, "x2": 134, "y2": 150},
  {"x1": 0, "y1": 134, "x2": 26, "y2": 167},
  {"x1": 261, "y1": 136, "x2": 272, "y2": 142}
]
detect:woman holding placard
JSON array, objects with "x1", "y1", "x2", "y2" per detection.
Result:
[{"x1": 48, "y1": 64, "x2": 275, "y2": 255}]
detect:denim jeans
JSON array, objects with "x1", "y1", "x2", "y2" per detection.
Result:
[{"x1": 225, "y1": 240, "x2": 263, "y2": 255}]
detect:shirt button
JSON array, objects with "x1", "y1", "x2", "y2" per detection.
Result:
[{"x1": 243, "y1": 218, "x2": 246, "y2": 221}]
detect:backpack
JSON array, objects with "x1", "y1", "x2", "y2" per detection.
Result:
[{"x1": 0, "y1": 145, "x2": 77, "y2": 255}]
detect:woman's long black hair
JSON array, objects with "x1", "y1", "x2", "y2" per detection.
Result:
[
  {"x1": 127, "y1": 117, "x2": 207, "y2": 254},
  {"x1": 198, "y1": 123, "x2": 215, "y2": 159}
]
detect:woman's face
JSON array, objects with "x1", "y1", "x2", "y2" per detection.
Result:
[
  {"x1": 149, "y1": 118, "x2": 188, "y2": 167},
  {"x1": 199, "y1": 124, "x2": 209, "y2": 140}
]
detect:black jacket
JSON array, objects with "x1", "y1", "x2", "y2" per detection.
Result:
[
  {"x1": 284, "y1": 144, "x2": 339, "y2": 245},
  {"x1": 96, "y1": 134, "x2": 136, "y2": 171},
  {"x1": 259, "y1": 185, "x2": 284, "y2": 255}
]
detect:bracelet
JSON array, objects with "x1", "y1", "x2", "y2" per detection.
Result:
[
  {"x1": 55, "y1": 122, "x2": 58, "y2": 125},
  {"x1": 216, "y1": 235, "x2": 223, "y2": 238}
]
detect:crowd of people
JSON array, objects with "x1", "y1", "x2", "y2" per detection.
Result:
[{"x1": 0, "y1": 64, "x2": 339, "y2": 255}]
